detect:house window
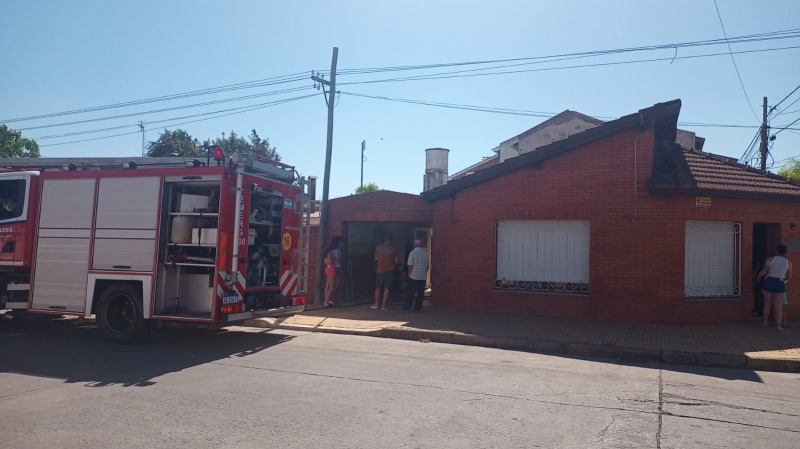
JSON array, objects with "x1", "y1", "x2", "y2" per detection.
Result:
[
  {"x1": 685, "y1": 221, "x2": 741, "y2": 298},
  {"x1": 495, "y1": 220, "x2": 590, "y2": 294}
]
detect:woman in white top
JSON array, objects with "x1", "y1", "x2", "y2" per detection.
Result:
[{"x1": 758, "y1": 244, "x2": 792, "y2": 331}]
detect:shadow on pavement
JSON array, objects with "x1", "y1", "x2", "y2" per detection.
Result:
[
  {"x1": 277, "y1": 299, "x2": 800, "y2": 379},
  {"x1": 0, "y1": 314, "x2": 293, "y2": 388}
]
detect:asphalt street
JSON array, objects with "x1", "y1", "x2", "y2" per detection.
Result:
[{"x1": 1, "y1": 315, "x2": 798, "y2": 448}]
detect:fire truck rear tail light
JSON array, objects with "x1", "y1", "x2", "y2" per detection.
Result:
[
  {"x1": 293, "y1": 296, "x2": 306, "y2": 306},
  {"x1": 220, "y1": 303, "x2": 244, "y2": 314}
]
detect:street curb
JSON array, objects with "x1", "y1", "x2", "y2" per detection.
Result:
[{"x1": 242, "y1": 319, "x2": 800, "y2": 373}]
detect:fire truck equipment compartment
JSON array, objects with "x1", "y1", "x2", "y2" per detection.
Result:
[{"x1": 178, "y1": 194, "x2": 209, "y2": 212}]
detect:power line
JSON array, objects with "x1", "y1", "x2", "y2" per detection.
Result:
[
  {"x1": 39, "y1": 93, "x2": 317, "y2": 147},
  {"x1": 337, "y1": 45, "x2": 800, "y2": 87},
  {"x1": 340, "y1": 92, "x2": 558, "y2": 117},
  {"x1": 340, "y1": 91, "x2": 800, "y2": 132},
  {"x1": 773, "y1": 115, "x2": 800, "y2": 136},
  {"x1": 739, "y1": 129, "x2": 762, "y2": 164},
  {"x1": 22, "y1": 85, "x2": 313, "y2": 132},
  {"x1": 333, "y1": 27, "x2": 800, "y2": 76},
  {"x1": 769, "y1": 82, "x2": 800, "y2": 116},
  {"x1": 1, "y1": 72, "x2": 309, "y2": 123},
  {"x1": 8, "y1": 27, "x2": 800, "y2": 149},
  {"x1": 771, "y1": 93, "x2": 800, "y2": 119},
  {"x1": 712, "y1": 0, "x2": 760, "y2": 122},
  {"x1": 8, "y1": 28, "x2": 799, "y2": 126}
]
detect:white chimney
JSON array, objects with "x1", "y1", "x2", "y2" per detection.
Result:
[{"x1": 424, "y1": 148, "x2": 449, "y2": 191}]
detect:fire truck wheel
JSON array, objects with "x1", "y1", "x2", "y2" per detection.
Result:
[
  {"x1": 97, "y1": 283, "x2": 146, "y2": 343},
  {"x1": 12, "y1": 309, "x2": 28, "y2": 321}
]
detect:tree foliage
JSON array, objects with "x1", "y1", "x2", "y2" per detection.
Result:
[
  {"x1": 0, "y1": 124, "x2": 41, "y2": 158},
  {"x1": 354, "y1": 182, "x2": 380, "y2": 194},
  {"x1": 147, "y1": 128, "x2": 280, "y2": 161},
  {"x1": 777, "y1": 158, "x2": 800, "y2": 182},
  {"x1": 247, "y1": 129, "x2": 280, "y2": 161},
  {"x1": 146, "y1": 129, "x2": 200, "y2": 157}
]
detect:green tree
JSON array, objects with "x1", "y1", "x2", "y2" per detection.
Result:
[
  {"x1": 777, "y1": 158, "x2": 800, "y2": 182},
  {"x1": 212, "y1": 130, "x2": 249, "y2": 155},
  {"x1": 146, "y1": 129, "x2": 200, "y2": 157},
  {"x1": 0, "y1": 124, "x2": 41, "y2": 158},
  {"x1": 247, "y1": 129, "x2": 280, "y2": 161},
  {"x1": 354, "y1": 182, "x2": 380, "y2": 194}
]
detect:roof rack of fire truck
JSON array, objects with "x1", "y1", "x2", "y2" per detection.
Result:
[{"x1": 0, "y1": 152, "x2": 297, "y2": 183}]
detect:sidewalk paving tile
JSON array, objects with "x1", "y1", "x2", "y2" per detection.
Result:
[{"x1": 243, "y1": 301, "x2": 800, "y2": 372}]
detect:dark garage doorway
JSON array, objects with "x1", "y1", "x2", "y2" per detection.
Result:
[{"x1": 344, "y1": 221, "x2": 432, "y2": 301}]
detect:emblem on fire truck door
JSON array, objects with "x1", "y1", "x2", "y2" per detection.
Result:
[{"x1": 282, "y1": 232, "x2": 292, "y2": 251}]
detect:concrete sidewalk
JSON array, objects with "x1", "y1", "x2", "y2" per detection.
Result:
[{"x1": 243, "y1": 301, "x2": 800, "y2": 373}]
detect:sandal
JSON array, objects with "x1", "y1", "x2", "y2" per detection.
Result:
[
  {"x1": 370, "y1": 304, "x2": 379, "y2": 309},
  {"x1": 778, "y1": 326, "x2": 785, "y2": 331}
]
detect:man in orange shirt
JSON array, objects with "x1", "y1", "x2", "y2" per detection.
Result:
[{"x1": 372, "y1": 233, "x2": 399, "y2": 310}]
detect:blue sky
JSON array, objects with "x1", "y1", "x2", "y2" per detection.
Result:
[{"x1": 2, "y1": 0, "x2": 799, "y2": 198}]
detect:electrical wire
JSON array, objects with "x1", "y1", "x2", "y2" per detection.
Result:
[
  {"x1": 769, "y1": 82, "x2": 800, "y2": 116},
  {"x1": 8, "y1": 28, "x2": 799, "y2": 126},
  {"x1": 336, "y1": 45, "x2": 800, "y2": 87},
  {"x1": 714, "y1": 0, "x2": 758, "y2": 122},
  {"x1": 340, "y1": 91, "x2": 800, "y2": 133},
  {"x1": 770, "y1": 94, "x2": 800, "y2": 119},
  {"x1": 339, "y1": 92, "x2": 558, "y2": 118},
  {"x1": 773, "y1": 115, "x2": 800, "y2": 136},
  {"x1": 21, "y1": 86, "x2": 313, "y2": 132},
  {"x1": 39, "y1": 93, "x2": 317, "y2": 147},
  {"x1": 9, "y1": 27, "x2": 800, "y2": 148},
  {"x1": 1, "y1": 72, "x2": 309, "y2": 123},
  {"x1": 332, "y1": 28, "x2": 800, "y2": 76},
  {"x1": 739, "y1": 130, "x2": 762, "y2": 164}
]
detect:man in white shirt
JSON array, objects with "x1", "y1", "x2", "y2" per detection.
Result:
[{"x1": 403, "y1": 239, "x2": 429, "y2": 312}]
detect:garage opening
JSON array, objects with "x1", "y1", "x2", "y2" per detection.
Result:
[{"x1": 344, "y1": 221, "x2": 432, "y2": 303}]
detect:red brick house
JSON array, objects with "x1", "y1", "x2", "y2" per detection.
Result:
[
  {"x1": 419, "y1": 99, "x2": 800, "y2": 325},
  {"x1": 315, "y1": 99, "x2": 800, "y2": 325}
]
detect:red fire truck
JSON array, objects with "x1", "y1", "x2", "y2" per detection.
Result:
[{"x1": 0, "y1": 150, "x2": 312, "y2": 342}]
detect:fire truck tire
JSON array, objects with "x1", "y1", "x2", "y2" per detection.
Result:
[{"x1": 97, "y1": 283, "x2": 146, "y2": 343}]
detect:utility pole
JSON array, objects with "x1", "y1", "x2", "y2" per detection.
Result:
[
  {"x1": 311, "y1": 47, "x2": 338, "y2": 306},
  {"x1": 360, "y1": 140, "x2": 366, "y2": 188},
  {"x1": 138, "y1": 121, "x2": 145, "y2": 156},
  {"x1": 760, "y1": 96, "x2": 768, "y2": 170}
]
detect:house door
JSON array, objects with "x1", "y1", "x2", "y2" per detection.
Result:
[{"x1": 753, "y1": 223, "x2": 781, "y2": 269}]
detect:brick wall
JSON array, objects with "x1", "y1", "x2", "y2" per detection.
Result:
[{"x1": 428, "y1": 125, "x2": 800, "y2": 325}]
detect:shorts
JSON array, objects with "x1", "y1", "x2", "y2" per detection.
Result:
[
  {"x1": 325, "y1": 265, "x2": 336, "y2": 278},
  {"x1": 761, "y1": 276, "x2": 786, "y2": 294},
  {"x1": 375, "y1": 271, "x2": 396, "y2": 291}
]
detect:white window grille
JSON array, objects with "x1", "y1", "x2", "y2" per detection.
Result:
[
  {"x1": 495, "y1": 220, "x2": 590, "y2": 294},
  {"x1": 685, "y1": 221, "x2": 741, "y2": 297}
]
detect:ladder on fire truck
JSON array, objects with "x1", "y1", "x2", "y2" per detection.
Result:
[{"x1": 297, "y1": 178, "x2": 312, "y2": 296}]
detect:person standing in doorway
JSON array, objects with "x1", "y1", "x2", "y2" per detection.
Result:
[
  {"x1": 329, "y1": 236, "x2": 344, "y2": 303},
  {"x1": 403, "y1": 239, "x2": 429, "y2": 312},
  {"x1": 323, "y1": 236, "x2": 343, "y2": 307},
  {"x1": 757, "y1": 244, "x2": 792, "y2": 331},
  {"x1": 372, "y1": 233, "x2": 399, "y2": 310}
]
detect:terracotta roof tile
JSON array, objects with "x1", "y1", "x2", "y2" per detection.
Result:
[{"x1": 679, "y1": 149, "x2": 800, "y2": 199}]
